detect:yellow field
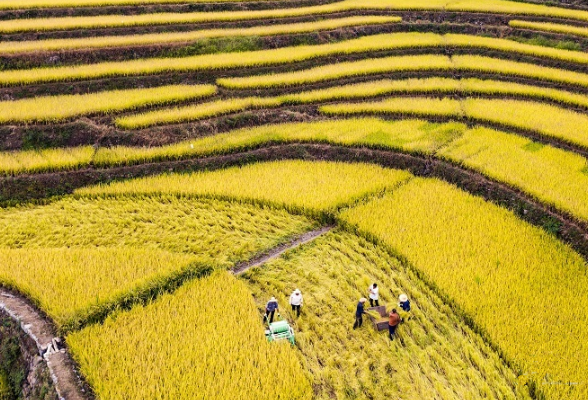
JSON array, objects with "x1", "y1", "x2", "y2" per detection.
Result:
[
  {"x1": 75, "y1": 160, "x2": 413, "y2": 216},
  {"x1": 219, "y1": 54, "x2": 588, "y2": 89},
  {"x1": 4, "y1": 0, "x2": 588, "y2": 397},
  {"x1": 4, "y1": 117, "x2": 588, "y2": 226},
  {"x1": 340, "y1": 178, "x2": 588, "y2": 399},
  {"x1": 438, "y1": 126, "x2": 588, "y2": 222},
  {"x1": 5, "y1": 0, "x2": 588, "y2": 23},
  {"x1": 509, "y1": 19, "x2": 588, "y2": 38},
  {"x1": 0, "y1": 146, "x2": 95, "y2": 175},
  {"x1": 7, "y1": 32, "x2": 588, "y2": 86},
  {"x1": 0, "y1": 16, "x2": 400, "y2": 54},
  {"x1": 0, "y1": 196, "x2": 315, "y2": 265},
  {"x1": 124, "y1": 76, "x2": 588, "y2": 129},
  {"x1": 67, "y1": 272, "x2": 312, "y2": 400},
  {"x1": 0, "y1": 248, "x2": 204, "y2": 331},
  {"x1": 320, "y1": 97, "x2": 588, "y2": 149},
  {"x1": 115, "y1": 97, "x2": 279, "y2": 129},
  {"x1": 101, "y1": 119, "x2": 588, "y2": 224},
  {"x1": 96, "y1": 118, "x2": 461, "y2": 165},
  {"x1": 2, "y1": 0, "x2": 264, "y2": 8},
  {"x1": 244, "y1": 230, "x2": 527, "y2": 399},
  {"x1": 0, "y1": 85, "x2": 215, "y2": 123},
  {"x1": 218, "y1": 55, "x2": 452, "y2": 88}
]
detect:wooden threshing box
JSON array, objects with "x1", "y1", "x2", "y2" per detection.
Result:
[{"x1": 366, "y1": 306, "x2": 388, "y2": 331}]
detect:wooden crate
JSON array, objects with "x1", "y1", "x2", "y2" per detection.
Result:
[{"x1": 366, "y1": 306, "x2": 388, "y2": 331}]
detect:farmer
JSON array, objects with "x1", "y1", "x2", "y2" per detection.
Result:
[
  {"x1": 289, "y1": 289, "x2": 303, "y2": 317},
  {"x1": 353, "y1": 298, "x2": 368, "y2": 329},
  {"x1": 368, "y1": 283, "x2": 379, "y2": 307},
  {"x1": 399, "y1": 294, "x2": 411, "y2": 312},
  {"x1": 388, "y1": 309, "x2": 401, "y2": 340},
  {"x1": 265, "y1": 296, "x2": 279, "y2": 323},
  {"x1": 398, "y1": 294, "x2": 411, "y2": 321}
]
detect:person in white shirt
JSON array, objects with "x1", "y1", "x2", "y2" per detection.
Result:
[
  {"x1": 368, "y1": 283, "x2": 379, "y2": 307},
  {"x1": 289, "y1": 289, "x2": 303, "y2": 317}
]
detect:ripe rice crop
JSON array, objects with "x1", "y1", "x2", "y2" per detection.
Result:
[
  {"x1": 0, "y1": 248, "x2": 207, "y2": 332},
  {"x1": 5, "y1": 0, "x2": 588, "y2": 23},
  {"x1": 2, "y1": 0, "x2": 263, "y2": 9},
  {"x1": 219, "y1": 54, "x2": 588, "y2": 89},
  {"x1": 75, "y1": 160, "x2": 413, "y2": 217},
  {"x1": 244, "y1": 230, "x2": 528, "y2": 399},
  {"x1": 339, "y1": 178, "x2": 588, "y2": 399},
  {"x1": 6, "y1": 117, "x2": 588, "y2": 226},
  {"x1": 67, "y1": 272, "x2": 312, "y2": 400},
  {"x1": 282, "y1": 77, "x2": 588, "y2": 108},
  {"x1": 8, "y1": 32, "x2": 588, "y2": 87},
  {"x1": 437, "y1": 126, "x2": 588, "y2": 222},
  {"x1": 0, "y1": 196, "x2": 315, "y2": 266},
  {"x1": 0, "y1": 118, "x2": 460, "y2": 174},
  {"x1": 509, "y1": 19, "x2": 588, "y2": 37},
  {"x1": 98, "y1": 118, "x2": 588, "y2": 224},
  {"x1": 320, "y1": 97, "x2": 462, "y2": 118},
  {"x1": 0, "y1": 84, "x2": 215, "y2": 123},
  {"x1": 114, "y1": 77, "x2": 588, "y2": 128},
  {"x1": 0, "y1": 3, "x2": 348, "y2": 30},
  {"x1": 453, "y1": 54, "x2": 588, "y2": 89},
  {"x1": 98, "y1": 118, "x2": 463, "y2": 163},
  {"x1": 218, "y1": 55, "x2": 452, "y2": 88},
  {"x1": 0, "y1": 16, "x2": 400, "y2": 55},
  {"x1": 115, "y1": 97, "x2": 280, "y2": 130},
  {"x1": 0, "y1": 146, "x2": 94, "y2": 175},
  {"x1": 320, "y1": 97, "x2": 588, "y2": 149},
  {"x1": 462, "y1": 98, "x2": 588, "y2": 149}
]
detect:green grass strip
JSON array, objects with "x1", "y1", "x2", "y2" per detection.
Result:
[
  {"x1": 0, "y1": 16, "x2": 400, "y2": 55},
  {"x1": 0, "y1": 84, "x2": 216, "y2": 123},
  {"x1": 8, "y1": 32, "x2": 588, "y2": 86}
]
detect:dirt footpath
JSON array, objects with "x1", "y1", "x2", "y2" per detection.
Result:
[{"x1": 0, "y1": 290, "x2": 89, "y2": 400}]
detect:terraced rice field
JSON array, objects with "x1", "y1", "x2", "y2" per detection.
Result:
[{"x1": 2, "y1": 0, "x2": 588, "y2": 399}]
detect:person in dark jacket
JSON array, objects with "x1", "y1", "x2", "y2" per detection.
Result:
[
  {"x1": 388, "y1": 309, "x2": 401, "y2": 340},
  {"x1": 353, "y1": 298, "x2": 367, "y2": 329},
  {"x1": 265, "y1": 297, "x2": 279, "y2": 323},
  {"x1": 398, "y1": 294, "x2": 411, "y2": 321},
  {"x1": 399, "y1": 294, "x2": 411, "y2": 312}
]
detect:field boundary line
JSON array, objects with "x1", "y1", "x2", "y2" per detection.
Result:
[
  {"x1": 232, "y1": 225, "x2": 334, "y2": 274},
  {"x1": 0, "y1": 289, "x2": 89, "y2": 400}
]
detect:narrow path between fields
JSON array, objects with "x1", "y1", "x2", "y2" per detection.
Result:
[
  {"x1": 0, "y1": 290, "x2": 88, "y2": 400},
  {"x1": 232, "y1": 225, "x2": 334, "y2": 275}
]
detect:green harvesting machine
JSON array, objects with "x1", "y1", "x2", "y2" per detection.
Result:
[{"x1": 265, "y1": 319, "x2": 295, "y2": 345}]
